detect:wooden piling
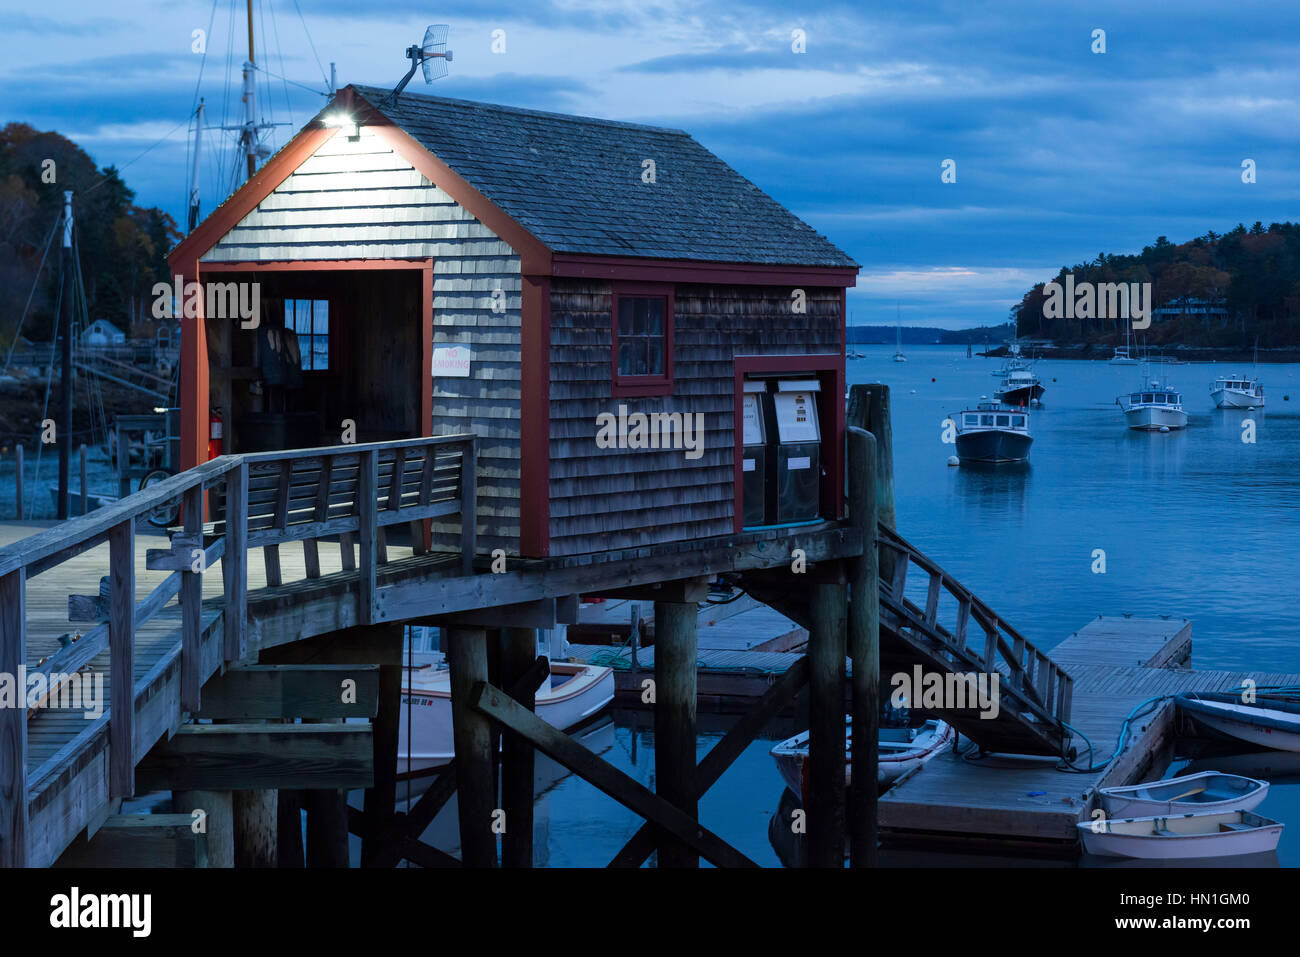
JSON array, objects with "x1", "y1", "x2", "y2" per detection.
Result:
[
  {"x1": 447, "y1": 626, "x2": 497, "y2": 867},
  {"x1": 174, "y1": 789, "x2": 234, "y2": 867},
  {"x1": 848, "y1": 384, "x2": 895, "y2": 585},
  {"x1": 847, "y1": 427, "x2": 879, "y2": 867},
  {"x1": 499, "y1": 627, "x2": 536, "y2": 867},
  {"x1": 277, "y1": 788, "x2": 305, "y2": 867},
  {"x1": 304, "y1": 785, "x2": 349, "y2": 867},
  {"x1": 362, "y1": 625, "x2": 403, "y2": 867},
  {"x1": 654, "y1": 600, "x2": 698, "y2": 868},
  {"x1": 233, "y1": 789, "x2": 278, "y2": 867},
  {"x1": 808, "y1": 578, "x2": 847, "y2": 867}
]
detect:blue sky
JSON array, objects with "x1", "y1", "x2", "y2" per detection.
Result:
[{"x1": 2, "y1": 0, "x2": 1298, "y2": 328}]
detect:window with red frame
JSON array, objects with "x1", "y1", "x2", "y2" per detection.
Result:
[{"x1": 612, "y1": 289, "x2": 673, "y2": 396}]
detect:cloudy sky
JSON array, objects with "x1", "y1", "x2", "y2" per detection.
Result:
[{"x1": 2, "y1": 0, "x2": 1297, "y2": 328}]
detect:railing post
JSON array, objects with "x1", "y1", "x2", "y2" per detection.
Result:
[
  {"x1": 181, "y1": 482, "x2": 204, "y2": 712},
  {"x1": 0, "y1": 568, "x2": 27, "y2": 866},
  {"x1": 223, "y1": 461, "x2": 248, "y2": 662},
  {"x1": 79, "y1": 444, "x2": 88, "y2": 517},
  {"x1": 460, "y1": 437, "x2": 477, "y2": 576},
  {"x1": 13, "y1": 444, "x2": 22, "y2": 520},
  {"x1": 358, "y1": 448, "x2": 377, "y2": 624},
  {"x1": 109, "y1": 519, "x2": 135, "y2": 798},
  {"x1": 847, "y1": 427, "x2": 878, "y2": 868}
]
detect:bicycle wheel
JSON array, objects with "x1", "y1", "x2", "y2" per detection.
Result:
[{"x1": 139, "y1": 469, "x2": 180, "y2": 528}]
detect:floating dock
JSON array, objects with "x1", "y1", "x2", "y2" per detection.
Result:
[{"x1": 879, "y1": 614, "x2": 1300, "y2": 849}]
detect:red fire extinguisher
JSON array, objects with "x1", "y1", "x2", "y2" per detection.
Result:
[{"x1": 208, "y1": 411, "x2": 223, "y2": 460}]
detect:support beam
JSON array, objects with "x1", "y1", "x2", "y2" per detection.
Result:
[
  {"x1": 654, "y1": 600, "x2": 698, "y2": 868},
  {"x1": 446, "y1": 627, "x2": 497, "y2": 867},
  {"x1": 362, "y1": 626, "x2": 402, "y2": 867},
  {"x1": 498, "y1": 628, "x2": 536, "y2": 867},
  {"x1": 609, "y1": 656, "x2": 810, "y2": 868},
  {"x1": 109, "y1": 519, "x2": 135, "y2": 799},
  {"x1": 195, "y1": 664, "x2": 380, "y2": 720},
  {"x1": 847, "y1": 427, "x2": 880, "y2": 867},
  {"x1": 136, "y1": 723, "x2": 373, "y2": 791},
  {"x1": 305, "y1": 786, "x2": 349, "y2": 868},
  {"x1": 277, "y1": 788, "x2": 304, "y2": 867},
  {"x1": 472, "y1": 680, "x2": 756, "y2": 868},
  {"x1": 848, "y1": 383, "x2": 895, "y2": 585},
  {"x1": 55, "y1": 814, "x2": 210, "y2": 868},
  {"x1": 808, "y1": 579, "x2": 848, "y2": 867}
]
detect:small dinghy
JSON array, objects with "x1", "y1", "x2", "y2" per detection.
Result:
[
  {"x1": 398, "y1": 659, "x2": 614, "y2": 777},
  {"x1": 1177, "y1": 691, "x2": 1300, "y2": 752},
  {"x1": 770, "y1": 718, "x2": 953, "y2": 801},
  {"x1": 1079, "y1": 810, "x2": 1283, "y2": 859},
  {"x1": 1098, "y1": 771, "x2": 1268, "y2": 818}
]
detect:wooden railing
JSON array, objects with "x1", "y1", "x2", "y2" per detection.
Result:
[
  {"x1": 876, "y1": 524, "x2": 1073, "y2": 732},
  {"x1": 0, "y1": 434, "x2": 477, "y2": 866}
]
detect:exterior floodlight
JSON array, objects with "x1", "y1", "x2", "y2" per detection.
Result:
[{"x1": 323, "y1": 111, "x2": 360, "y2": 140}]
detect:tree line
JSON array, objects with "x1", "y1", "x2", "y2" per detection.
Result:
[
  {"x1": 0, "y1": 123, "x2": 179, "y2": 350},
  {"x1": 1011, "y1": 222, "x2": 1300, "y2": 348}
]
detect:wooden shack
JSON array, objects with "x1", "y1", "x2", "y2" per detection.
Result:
[{"x1": 169, "y1": 85, "x2": 858, "y2": 558}]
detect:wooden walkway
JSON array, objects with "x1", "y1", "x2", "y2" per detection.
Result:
[{"x1": 879, "y1": 615, "x2": 1300, "y2": 846}]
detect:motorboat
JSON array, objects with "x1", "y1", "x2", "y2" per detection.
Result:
[
  {"x1": 993, "y1": 366, "x2": 1044, "y2": 406},
  {"x1": 1097, "y1": 771, "x2": 1268, "y2": 817},
  {"x1": 1177, "y1": 691, "x2": 1300, "y2": 752},
  {"x1": 1210, "y1": 375, "x2": 1264, "y2": 409},
  {"x1": 951, "y1": 400, "x2": 1032, "y2": 464},
  {"x1": 769, "y1": 718, "x2": 952, "y2": 801},
  {"x1": 1078, "y1": 809, "x2": 1283, "y2": 859},
  {"x1": 398, "y1": 657, "x2": 615, "y2": 776},
  {"x1": 1117, "y1": 362, "x2": 1187, "y2": 430}
]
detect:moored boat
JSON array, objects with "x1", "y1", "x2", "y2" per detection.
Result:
[
  {"x1": 1078, "y1": 809, "x2": 1283, "y2": 859},
  {"x1": 769, "y1": 718, "x2": 953, "y2": 801},
  {"x1": 1098, "y1": 771, "x2": 1268, "y2": 818},
  {"x1": 399, "y1": 658, "x2": 614, "y2": 776},
  {"x1": 1118, "y1": 362, "x2": 1187, "y2": 430},
  {"x1": 1210, "y1": 374, "x2": 1264, "y2": 409},
  {"x1": 952, "y1": 401, "x2": 1032, "y2": 464},
  {"x1": 993, "y1": 366, "x2": 1044, "y2": 406},
  {"x1": 1177, "y1": 691, "x2": 1300, "y2": 752}
]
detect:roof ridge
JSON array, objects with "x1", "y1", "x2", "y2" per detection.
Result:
[{"x1": 350, "y1": 84, "x2": 689, "y2": 136}]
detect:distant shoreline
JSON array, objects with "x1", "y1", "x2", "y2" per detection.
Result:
[{"x1": 979, "y1": 345, "x2": 1294, "y2": 363}]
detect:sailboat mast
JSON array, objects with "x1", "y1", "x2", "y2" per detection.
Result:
[
  {"x1": 241, "y1": 0, "x2": 258, "y2": 181},
  {"x1": 188, "y1": 101, "x2": 204, "y2": 233}
]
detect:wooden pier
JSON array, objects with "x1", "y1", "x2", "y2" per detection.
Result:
[{"x1": 880, "y1": 615, "x2": 1300, "y2": 849}]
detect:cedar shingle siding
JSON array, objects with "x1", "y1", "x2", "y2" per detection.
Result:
[
  {"x1": 547, "y1": 281, "x2": 842, "y2": 556},
  {"x1": 202, "y1": 128, "x2": 524, "y2": 555}
]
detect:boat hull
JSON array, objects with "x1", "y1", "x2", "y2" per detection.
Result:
[
  {"x1": 1078, "y1": 810, "x2": 1283, "y2": 859},
  {"x1": 769, "y1": 720, "x2": 953, "y2": 801},
  {"x1": 955, "y1": 429, "x2": 1032, "y2": 464},
  {"x1": 398, "y1": 663, "x2": 615, "y2": 775},
  {"x1": 1212, "y1": 388, "x2": 1264, "y2": 409},
  {"x1": 1125, "y1": 406, "x2": 1188, "y2": 430},
  {"x1": 1177, "y1": 693, "x2": 1300, "y2": 752},
  {"x1": 994, "y1": 384, "x2": 1043, "y2": 405},
  {"x1": 1099, "y1": 771, "x2": 1268, "y2": 818}
]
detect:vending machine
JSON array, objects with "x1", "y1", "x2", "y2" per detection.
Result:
[
  {"x1": 771, "y1": 380, "x2": 821, "y2": 523},
  {"x1": 741, "y1": 380, "x2": 769, "y2": 527}
]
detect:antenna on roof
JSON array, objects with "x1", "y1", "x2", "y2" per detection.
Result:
[{"x1": 388, "y1": 25, "x2": 453, "y2": 105}]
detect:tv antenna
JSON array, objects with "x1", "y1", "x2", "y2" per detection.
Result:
[{"x1": 388, "y1": 25, "x2": 453, "y2": 105}]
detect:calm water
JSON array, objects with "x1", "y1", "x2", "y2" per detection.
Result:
[{"x1": 514, "y1": 345, "x2": 1300, "y2": 867}]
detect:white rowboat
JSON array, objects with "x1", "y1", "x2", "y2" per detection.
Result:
[
  {"x1": 1078, "y1": 810, "x2": 1283, "y2": 859},
  {"x1": 770, "y1": 718, "x2": 952, "y2": 801},
  {"x1": 1098, "y1": 771, "x2": 1268, "y2": 818},
  {"x1": 1177, "y1": 691, "x2": 1300, "y2": 752}
]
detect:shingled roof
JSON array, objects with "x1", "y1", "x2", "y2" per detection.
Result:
[{"x1": 350, "y1": 84, "x2": 858, "y2": 269}]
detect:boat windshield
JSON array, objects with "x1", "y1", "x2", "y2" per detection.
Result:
[
  {"x1": 1012, "y1": 415, "x2": 1025, "y2": 427},
  {"x1": 979, "y1": 414, "x2": 994, "y2": 426},
  {"x1": 1142, "y1": 393, "x2": 1154, "y2": 403},
  {"x1": 995, "y1": 414, "x2": 1009, "y2": 426},
  {"x1": 963, "y1": 413, "x2": 978, "y2": 426}
]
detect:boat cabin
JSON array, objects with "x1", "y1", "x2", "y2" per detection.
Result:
[
  {"x1": 168, "y1": 85, "x2": 859, "y2": 558},
  {"x1": 957, "y1": 404, "x2": 1029, "y2": 433},
  {"x1": 1212, "y1": 377, "x2": 1263, "y2": 397},
  {"x1": 1125, "y1": 389, "x2": 1183, "y2": 409}
]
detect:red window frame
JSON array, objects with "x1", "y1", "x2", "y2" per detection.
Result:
[{"x1": 611, "y1": 283, "x2": 674, "y2": 397}]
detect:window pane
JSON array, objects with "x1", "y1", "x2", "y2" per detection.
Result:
[
  {"x1": 314, "y1": 300, "x2": 328, "y2": 333},
  {"x1": 646, "y1": 337, "x2": 663, "y2": 375},
  {"x1": 618, "y1": 341, "x2": 643, "y2": 376},
  {"x1": 645, "y1": 299, "x2": 664, "y2": 336},
  {"x1": 995, "y1": 415, "x2": 1009, "y2": 426},
  {"x1": 980, "y1": 415, "x2": 993, "y2": 426},
  {"x1": 618, "y1": 299, "x2": 637, "y2": 336}
]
